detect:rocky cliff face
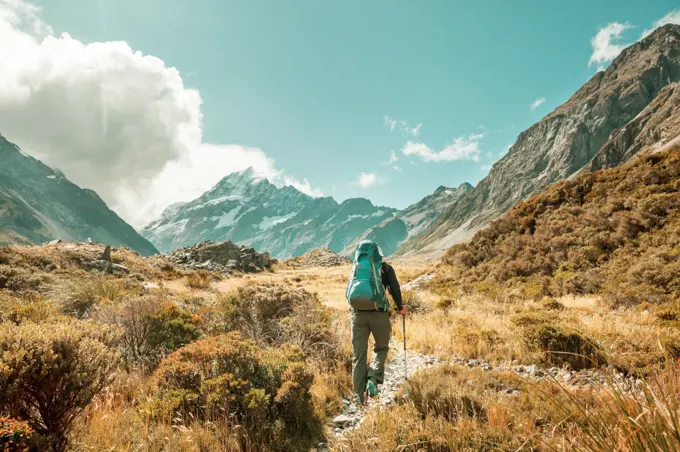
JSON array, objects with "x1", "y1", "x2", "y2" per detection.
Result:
[
  {"x1": 586, "y1": 82, "x2": 680, "y2": 171},
  {"x1": 142, "y1": 168, "x2": 398, "y2": 259},
  {"x1": 397, "y1": 24, "x2": 680, "y2": 258},
  {"x1": 0, "y1": 134, "x2": 158, "y2": 256}
]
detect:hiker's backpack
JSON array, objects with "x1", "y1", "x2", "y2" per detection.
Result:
[{"x1": 346, "y1": 240, "x2": 389, "y2": 310}]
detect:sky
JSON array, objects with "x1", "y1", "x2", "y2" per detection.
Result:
[{"x1": 0, "y1": 0, "x2": 678, "y2": 227}]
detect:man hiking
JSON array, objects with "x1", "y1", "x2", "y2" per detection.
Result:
[{"x1": 345, "y1": 240, "x2": 407, "y2": 403}]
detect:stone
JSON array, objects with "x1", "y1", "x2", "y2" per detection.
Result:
[
  {"x1": 112, "y1": 263, "x2": 129, "y2": 274},
  {"x1": 102, "y1": 245, "x2": 112, "y2": 262},
  {"x1": 333, "y1": 414, "x2": 357, "y2": 427},
  {"x1": 104, "y1": 261, "x2": 114, "y2": 275},
  {"x1": 47, "y1": 239, "x2": 62, "y2": 245}
]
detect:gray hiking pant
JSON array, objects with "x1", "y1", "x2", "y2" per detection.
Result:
[{"x1": 352, "y1": 310, "x2": 391, "y2": 397}]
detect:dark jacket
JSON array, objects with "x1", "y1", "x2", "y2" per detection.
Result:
[{"x1": 381, "y1": 262, "x2": 403, "y2": 309}]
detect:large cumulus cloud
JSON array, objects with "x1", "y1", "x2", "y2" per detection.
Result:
[{"x1": 0, "y1": 0, "x2": 319, "y2": 227}]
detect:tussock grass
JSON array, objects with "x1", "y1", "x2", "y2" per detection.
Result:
[{"x1": 184, "y1": 271, "x2": 212, "y2": 289}]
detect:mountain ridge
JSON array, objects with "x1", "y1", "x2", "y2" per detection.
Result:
[
  {"x1": 0, "y1": 134, "x2": 159, "y2": 256},
  {"x1": 142, "y1": 166, "x2": 471, "y2": 259},
  {"x1": 396, "y1": 24, "x2": 680, "y2": 259}
]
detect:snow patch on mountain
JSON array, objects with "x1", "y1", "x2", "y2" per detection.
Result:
[
  {"x1": 259, "y1": 211, "x2": 299, "y2": 230},
  {"x1": 212, "y1": 209, "x2": 241, "y2": 229}
]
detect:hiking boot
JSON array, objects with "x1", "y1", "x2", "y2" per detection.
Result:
[{"x1": 367, "y1": 378, "x2": 379, "y2": 397}]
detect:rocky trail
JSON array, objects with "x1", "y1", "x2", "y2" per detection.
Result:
[{"x1": 324, "y1": 336, "x2": 642, "y2": 449}]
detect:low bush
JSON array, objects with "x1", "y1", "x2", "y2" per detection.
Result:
[
  {"x1": 211, "y1": 284, "x2": 341, "y2": 364},
  {"x1": 540, "y1": 296, "x2": 565, "y2": 311},
  {"x1": 401, "y1": 289, "x2": 428, "y2": 314},
  {"x1": 0, "y1": 417, "x2": 34, "y2": 451},
  {"x1": 511, "y1": 310, "x2": 604, "y2": 369},
  {"x1": 0, "y1": 292, "x2": 63, "y2": 325},
  {"x1": 655, "y1": 303, "x2": 680, "y2": 322},
  {"x1": 436, "y1": 297, "x2": 456, "y2": 311},
  {"x1": 526, "y1": 324, "x2": 604, "y2": 370},
  {"x1": 63, "y1": 277, "x2": 124, "y2": 317},
  {"x1": 95, "y1": 295, "x2": 202, "y2": 368},
  {"x1": 185, "y1": 271, "x2": 212, "y2": 289},
  {"x1": 144, "y1": 333, "x2": 321, "y2": 451},
  {"x1": 0, "y1": 265, "x2": 51, "y2": 293},
  {"x1": 0, "y1": 321, "x2": 120, "y2": 451}
]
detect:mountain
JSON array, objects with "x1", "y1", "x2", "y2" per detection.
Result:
[
  {"x1": 0, "y1": 134, "x2": 158, "y2": 256},
  {"x1": 142, "y1": 168, "x2": 399, "y2": 258},
  {"x1": 340, "y1": 183, "x2": 473, "y2": 257},
  {"x1": 586, "y1": 81, "x2": 680, "y2": 171},
  {"x1": 397, "y1": 24, "x2": 680, "y2": 258}
]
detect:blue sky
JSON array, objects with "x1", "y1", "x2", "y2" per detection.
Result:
[{"x1": 28, "y1": 0, "x2": 680, "y2": 211}]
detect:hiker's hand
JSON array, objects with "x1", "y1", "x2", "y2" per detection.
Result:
[{"x1": 399, "y1": 306, "x2": 408, "y2": 316}]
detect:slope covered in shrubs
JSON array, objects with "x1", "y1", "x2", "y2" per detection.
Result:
[
  {"x1": 438, "y1": 146, "x2": 680, "y2": 306},
  {"x1": 0, "y1": 243, "x2": 350, "y2": 451}
]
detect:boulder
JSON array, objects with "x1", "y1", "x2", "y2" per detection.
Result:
[{"x1": 101, "y1": 245, "x2": 112, "y2": 262}]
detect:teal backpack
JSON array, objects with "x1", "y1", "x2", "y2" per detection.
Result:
[{"x1": 346, "y1": 240, "x2": 389, "y2": 310}]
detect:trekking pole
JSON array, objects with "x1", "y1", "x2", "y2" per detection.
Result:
[{"x1": 402, "y1": 314, "x2": 408, "y2": 381}]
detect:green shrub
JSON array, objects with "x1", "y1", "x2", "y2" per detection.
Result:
[
  {"x1": 95, "y1": 295, "x2": 201, "y2": 367},
  {"x1": 0, "y1": 321, "x2": 120, "y2": 451},
  {"x1": 0, "y1": 417, "x2": 34, "y2": 451},
  {"x1": 145, "y1": 333, "x2": 320, "y2": 451}
]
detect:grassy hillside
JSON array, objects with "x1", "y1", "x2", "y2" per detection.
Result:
[{"x1": 436, "y1": 146, "x2": 680, "y2": 307}]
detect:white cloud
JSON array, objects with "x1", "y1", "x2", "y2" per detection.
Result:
[
  {"x1": 280, "y1": 175, "x2": 324, "y2": 197},
  {"x1": 355, "y1": 172, "x2": 388, "y2": 188},
  {"x1": 0, "y1": 0, "x2": 320, "y2": 227},
  {"x1": 642, "y1": 10, "x2": 680, "y2": 38},
  {"x1": 530, "y1": 97, "x2": 546, "y2": 111},
  {"x1": 402, "y1": 132, "x2": 484, "y2": 163},
  {"x1": 384, "y1": 115, "x2": 421, "y2": 137},
  {"x1": 588, "y1": 10, "x2": 680, "y2": 69},
  {"x1": 378, "y1": 150, "x2": 402, "y2": 173},
  {"x1": 358, "y1": 172, "x2": 378, "y2": 188},
  {"x1": 588, "y1": 22, "x2": 634, "y2": 68}
]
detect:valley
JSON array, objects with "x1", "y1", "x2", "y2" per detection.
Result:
[{"x1": 1, "y1": 6, "x2": 680, "y2": 451}]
